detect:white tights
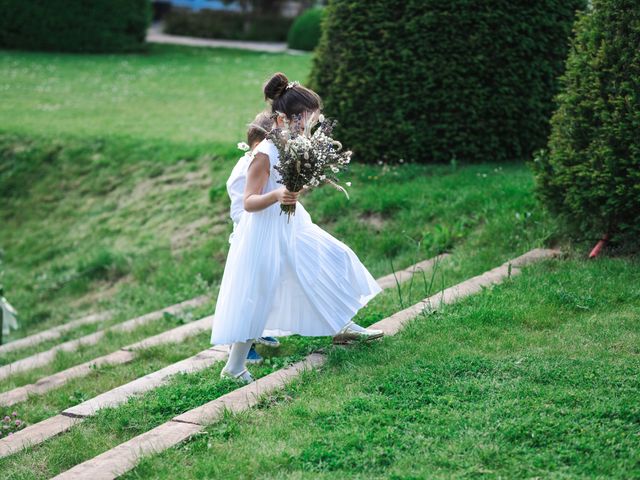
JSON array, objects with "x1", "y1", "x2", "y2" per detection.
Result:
[{"x1": 223, "y1": 339, "x2": 254, "y2": 376}]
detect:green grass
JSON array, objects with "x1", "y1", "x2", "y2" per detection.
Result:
[
  {"x1": 1, "y1": 43, "x2": 553, "y2": 343},
  {"x1": 1, "y1": 128, "x2": 553, "y2": 342},
  {"x1": 118, "y1": 257, "x2": 639, "y2": 480},
  {"x1": 0, "y1": 44, "x2": 562, "y2": 476},
  {"x1": 0, "y1": 253, "x2": 512, "y2": 478},
  {"x1": 0, "y1": 44, "x2": 312, "y2": 145},
  {"x1": 1, "y1": 42, "x2": 637, "y2": 479},
  {"x1": 2, "y1": 257, "x2": 638, "y2": 479},
  {"x1": 1, "y1": 43, "x2": 312, "y2": 341}
]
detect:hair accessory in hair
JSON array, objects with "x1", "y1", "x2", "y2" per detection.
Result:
[{"x1": 286, "y1": 81, "x2": 300, "y2": 90}]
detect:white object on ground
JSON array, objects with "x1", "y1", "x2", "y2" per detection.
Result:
[{"x1": 1, "y1": 296, "x2": 19, "y2": 337}]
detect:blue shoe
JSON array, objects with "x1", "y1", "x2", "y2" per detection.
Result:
[
  {"x1": 255, "y1": 336, "x2": 280, "y2": 348},
  {"x1": 246, "y1": 345, "x2": 263, "y2": 364}
]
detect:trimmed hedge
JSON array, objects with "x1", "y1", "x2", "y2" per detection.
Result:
[
  {"x1": 288, "y1": 8, "x2": 325, "y2": 51},
  {"x1": 309, "y1": 0, "x2": 585, "y2": 164},
  {"x1": 0, "y1": 0, "x2": 150, "y2": 53},
  {"x1": 164, "y1": 9, "x2": 293, "y2": 42},
  {"x1": 532, "y1": 0, "x2": 640, "y2": 250}
]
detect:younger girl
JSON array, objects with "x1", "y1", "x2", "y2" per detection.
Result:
[
  {"x1": 211, "y1": 72, "x2": 383, "y2": 383},
  {"x1": 226, "y1": 111, "x2": 282, "y2": 362}
]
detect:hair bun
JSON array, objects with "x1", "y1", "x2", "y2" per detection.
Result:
[{"x1": 263, "y1": 72, "x2": 289, "y2": 101}]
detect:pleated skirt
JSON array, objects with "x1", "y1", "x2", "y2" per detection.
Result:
[{"x1": 210, "y1": 200, "x2": 382, "y2": 345}]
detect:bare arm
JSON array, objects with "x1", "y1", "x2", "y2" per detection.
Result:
[{"x1": 243, "y1": 152, "x2": 299, "y2": 212}]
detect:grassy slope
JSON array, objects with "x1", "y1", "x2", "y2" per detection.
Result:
[
  {"x1": 0, "y1": 136, "x2": 553, "y2": 340},
  {"x1": 0, "y1": 43, "x2": 552, "y2": 341},
  {"x1": 0, "y1": 43, "x2": 556, "y2": 461},
  {"x1": 121, "y1": 257, "x2": 640, "y2": 480},
  {"x1": 1, "y1": 42, "x2": 637, "y2": 479},
  {"x1": 0, "y1": 44, "x2": 311, "y2": 145},
  {"x1": 0, "y1": 153, "x2": 557, "y2": 477},
  {"x1": 0, "y1": 43, "x2": 311, "y2": 337},
  {"x1": 3, "y1": 256, "x2": 636, "y2": 479}
]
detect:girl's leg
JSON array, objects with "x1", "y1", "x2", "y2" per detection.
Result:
[{"x1": 221, "y1": 339, "x2": 254, "y2": 382}]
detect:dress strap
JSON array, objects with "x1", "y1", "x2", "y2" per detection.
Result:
[{"x1": 253, "y1": 139, "x2": 279, "y2": 168}]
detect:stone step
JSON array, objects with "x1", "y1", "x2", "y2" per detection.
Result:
[
  {"x1": 51, "y1": 248, "x2": 560, "y2": 479},
  {"x1": 64, "y1": 348, "x2": 227, "y2": 417},
  {"x1": 0, "y1": 348, "x2": 224, "y2": 459},
  {"x1": 0, "y1": 350, "x2": 136, "y2": 407},
  {"x1": 174, "y1": 353, "x2": 327, "y2": 425},
  {"x1": 0, "y1": 318, "x2": 212, "y2": 407},
  {"x1": 0, "y1": 295, "x2": 209, "y2": 381},
  {"x1": 376, "y1": 253, "x2": 449, "y2": 289},
  {"x1": 370, "y1": 248, "x2": 559, "y2": 335},
  {"x1": 0, "y1": 311, "x2": 113, "y2": 355},
  {"x1": 123, "y1": 316, "x2": 212, "y2": 352}
]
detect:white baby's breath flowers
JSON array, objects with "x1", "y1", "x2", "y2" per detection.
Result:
[
  {"x1": 268, "y1": 113, "x2": 352, "y2": 220},
  {"x1": 237, "y1": 142, "x2": 250, "y2": 151}
]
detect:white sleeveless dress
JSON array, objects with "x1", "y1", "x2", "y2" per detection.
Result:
[
  {"x1": 210, "y1": 138, "x2": 383, "y2": 345},
  {"x1": 225, "y1": 150, "x2": 252, "y2": 245}
]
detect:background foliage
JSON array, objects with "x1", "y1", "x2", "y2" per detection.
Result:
[
  {"x1": 309, "y1": 0, "x2": 585, "y2": 164},
  {"x1": 0, "y1": 0, "x2": 150, "y2": 53},
  {"x1": 288, "y1": 8, "x2": 325, "y2": 51},
  {"x1": 532, "y1": 0, "x2": 640, "y2": 251}
]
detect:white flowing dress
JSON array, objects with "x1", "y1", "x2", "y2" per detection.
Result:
[{"x1": 210, "y1": 138, "x2": 383, "y2": 345}]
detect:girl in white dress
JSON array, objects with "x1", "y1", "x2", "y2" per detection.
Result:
[
  {"x1": 211, "y1": 72, "x2": 384, "y2": 383},
  {"x1": 227, "y1": 111, "x2": 283, "y2": 361}
]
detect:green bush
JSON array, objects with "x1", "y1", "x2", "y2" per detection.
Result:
[
  {"x1": 288, "y1": 8, "x2": 325, "y2": 51},
  {"x1": 0, "y1": 0, "x2": 150, "y2": 53},
  {"x1": 532, "y1": 0, "x2": 640, "y2": 250},
  {"x1": 309, "y1": 0, "x2": 585, "y2": 164},
  {"x1": 164, "y1": 9, "x2": 292, "y2": 42}
]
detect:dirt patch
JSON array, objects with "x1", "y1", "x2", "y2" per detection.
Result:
[
  {"x1": 358, "y1": 212, "x2": 386, "y2": 231},
  {"x1": 68, "y1": 273, "x2": 134, "y2": 310},
  {"x1": 170, "y1": 216, "x2": 228, "y2": 252},
  {"x1": 116, "y1": 161, "x2": 213, "y2": 211}
]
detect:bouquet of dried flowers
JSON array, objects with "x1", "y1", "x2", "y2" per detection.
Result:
[{"x1": 267, "y1": 111, "x2": 352, "y2": 221}]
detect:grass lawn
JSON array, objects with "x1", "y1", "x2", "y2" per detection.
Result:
[
  {"x1": 3, "y1": 256, "x2": 636, "y2": 479},
  {"x1": 0, "y1": 42, "x2": 637, "y2": 479},
  {"x1": 119, "y1": 257, "x2": 640, "y2": 479},
  {"x1": 0, "y1": 44, "x2": 312, "y2": 146}
]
